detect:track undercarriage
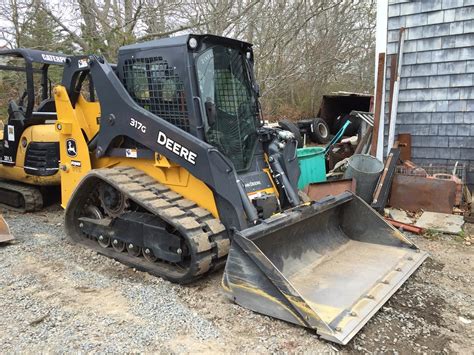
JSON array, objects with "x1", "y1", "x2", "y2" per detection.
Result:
[
  {"x1": 0, "y1": 180, "x2": 43, "y2": 212},
  {"x1": 66, "y1": 167, "x2": 230, "y2": 283}
]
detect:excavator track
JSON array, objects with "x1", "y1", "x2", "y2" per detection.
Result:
[
  {"x1": 66, "y1": 167, "x2": 230, "y2": 284},
  {"x1": 0, "y1": 180, "x2": 43, "y2": 212}
]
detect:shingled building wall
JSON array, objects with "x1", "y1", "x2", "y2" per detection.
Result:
[{"x1": 385, "y1": 0, "x2": 473, "y2": 185}]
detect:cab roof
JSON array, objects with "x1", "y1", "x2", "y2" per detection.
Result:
[
  {"x1": 0, "y1": 48, "x2": 68, "y2": 65},
  {"x1": 119, "y1": 34, "x2": 252, "y2": 53}
]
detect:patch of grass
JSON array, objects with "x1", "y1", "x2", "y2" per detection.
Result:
[{"x1": 423, "y1": 228, "x2": 441, "y2": 240}]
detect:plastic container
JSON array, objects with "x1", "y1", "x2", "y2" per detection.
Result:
[
  {"x1": 297, "y1": 147, "x2": 326, "y2": 189},
  {"x1": 343, "y1": 154, "x2": 384, "y2": 203}
]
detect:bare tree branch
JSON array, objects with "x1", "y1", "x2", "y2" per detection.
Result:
[{"x1": 40, "y1": 3, "x2": 90, "y2": 50}]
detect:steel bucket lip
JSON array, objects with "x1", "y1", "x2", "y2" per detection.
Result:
[
  {"x1": 0, "y1": 234, "x2": 14, "y2": 243},
  {"x1": 319, "y1": 250, "x2": 429, "y2": 345}
]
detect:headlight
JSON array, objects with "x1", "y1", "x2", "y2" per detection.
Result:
[{"x1": 188, "y1": 37, "x2": 198, "y2": 49}]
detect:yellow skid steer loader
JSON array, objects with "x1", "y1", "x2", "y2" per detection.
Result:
[{"x1": 53, "y1": 34, "x2": 427, "y2": 344}]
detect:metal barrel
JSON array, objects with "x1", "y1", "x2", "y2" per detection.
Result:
[
  {"x1": 0, "y1": 215, "x2": 13, "y2": 243},
  {"x1": 222, "y1": 192, "x2": 428, "y2": 345},
  {"x1": 343, "y1": 154, "x2": 384, "y2": 203}
]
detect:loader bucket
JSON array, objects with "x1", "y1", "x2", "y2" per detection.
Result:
[
  {"x1": 222, "y1": 192, "x2": 428, "y2": 345},
  {"x1": 0, "y1": 215, "x2": 13, "y2": 243}
]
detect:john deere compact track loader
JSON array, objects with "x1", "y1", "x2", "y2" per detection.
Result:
[
  {"x1": 53, "y1": 34, "x2": 427, "y2": 345},
  {"x1": 0, "y1": 49, "x2": 68, "y2": 212}
]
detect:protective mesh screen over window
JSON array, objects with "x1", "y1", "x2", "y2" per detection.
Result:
[
  {"x1": 215, "y1": 70, "x2": 249, "y2": 116},
  {"x1": 196, "y1": 46, "x2": 258, "y2": 172},
  {"x1": 122, "y1": 57, "x2": 190, "y2": 132}
]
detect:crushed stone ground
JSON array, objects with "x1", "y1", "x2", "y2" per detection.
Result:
[{"x1": 0, "y1": 205, "x2": 472, "y2": 353}]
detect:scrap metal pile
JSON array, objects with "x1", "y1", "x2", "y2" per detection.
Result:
[{"x1": 281, "y1": 93, "x2": 471, "y2": 241}]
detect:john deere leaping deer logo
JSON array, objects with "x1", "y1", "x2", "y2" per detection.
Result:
[{"x1": 66, "y1": 139, "x2": 77, "y2": 157}]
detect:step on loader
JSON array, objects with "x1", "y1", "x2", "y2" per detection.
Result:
[{"x1": 53, "y1": 34, "x2": 427, "y2": 345}]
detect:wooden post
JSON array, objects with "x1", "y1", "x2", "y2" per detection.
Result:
[{"x1": 387, "y1": 28, "x2": 407, "y2": 152}]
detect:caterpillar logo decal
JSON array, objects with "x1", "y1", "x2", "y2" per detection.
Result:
[
  {"x1": 157, "y1": 131, "x2": 197, "y2": 165},
  {"x1": 41, "y1": 53, "x2": 67, "y2": 63}
]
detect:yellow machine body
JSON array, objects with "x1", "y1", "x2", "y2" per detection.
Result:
[
  {"x1": 54, "y1": 85, "x2": 242, "y2": 218},
  {"x1": 0, "y1": 124, "x2": 60, "y2": 186}
]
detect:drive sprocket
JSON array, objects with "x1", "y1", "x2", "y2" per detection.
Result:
[{"x1": 98, "y1": 182, "x2": 129, "y2": 217}]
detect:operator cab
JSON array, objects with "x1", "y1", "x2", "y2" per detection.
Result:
[
  {"x1": 118, "y1": 34, "x2": 260, "y2": 171},
  {"x1": 118, "y1": 35, "x2": 299, "y2": 217}
]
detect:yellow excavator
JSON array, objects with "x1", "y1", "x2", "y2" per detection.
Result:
[
  {"x1": 52, "y1": 34, "x2": 427, "y2": 345},
  {"x1": 0, "y1": 49, "x2": 68, "y2": 212}
]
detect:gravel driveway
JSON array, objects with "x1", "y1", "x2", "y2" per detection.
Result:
[{"x1": 0, "y1": 205, "x2": 472, "y2": 353}]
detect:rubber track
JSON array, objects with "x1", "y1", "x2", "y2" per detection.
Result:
[
  {"x1": 0, "y1": 180, "x2": 43, "y2": 212},
  {"x1": 75, "y1": 167, "x2": 230, "y2": 283}
]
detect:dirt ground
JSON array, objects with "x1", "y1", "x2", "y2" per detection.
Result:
[{"x1": 0, "y1": 205, "x2": 473, "y2": 353}]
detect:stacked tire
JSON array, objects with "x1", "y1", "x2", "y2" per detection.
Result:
[
  {"x1": 308, "y1": 117, "x2": 330, "y2": 144},
  {"x1": 278, "y1": 119, "x2": 304, "y2": 148},
  {"x1": 278, "y1": 118, "x2": 331, "y2": 146}
]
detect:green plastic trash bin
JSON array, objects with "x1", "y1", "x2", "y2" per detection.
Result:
[{"x1": 297, "y1": 147, "x2": 326, "y2": 189}]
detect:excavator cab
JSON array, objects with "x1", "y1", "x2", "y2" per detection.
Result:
[
  {"x1": 0, "y1": 49, "x2": 68, "y2": 211},
  {"x1": 54, "y1": 34, "x2": 427, "y2": 345}
]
